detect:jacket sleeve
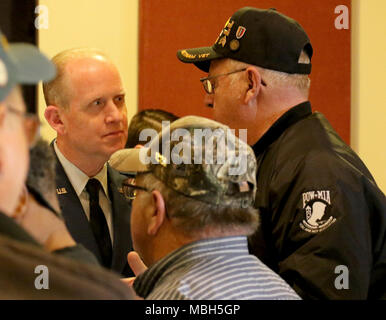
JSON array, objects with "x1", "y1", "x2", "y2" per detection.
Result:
[{"x1": 267, "y1": 151, "x2": 386, "y2": 299}]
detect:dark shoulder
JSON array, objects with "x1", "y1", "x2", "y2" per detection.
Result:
[
  {"x1": 271, "y1": 112, "x2": 374, "y2": 181},
  {"x1": 0, "y1": 234, "x2": 134, "y2": 299}
]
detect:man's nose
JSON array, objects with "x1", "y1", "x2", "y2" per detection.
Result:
[
  {"x1": 105, "y1": 100, "x2": 124, "y2": 123},
  {"x1": 203, "y1": 93, "x2": 214, "y2": 108}
]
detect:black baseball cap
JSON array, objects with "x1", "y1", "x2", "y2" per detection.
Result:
[
  {"x1": 0, "y1": 30, "x2": 56, "y2": 102},
  {"x1": 177, "y1": 7, "x2": 313, "y2": 74}
]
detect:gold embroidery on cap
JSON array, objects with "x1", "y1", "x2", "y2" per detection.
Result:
[
  {"x1": 216, "y1": 18, "x2": 235, "y2": 48},
  {"x1": 217, "y1": 36, "x2": 227, "y2": 47},
  {"x1": 223, "y1": 20, "x2": 234, "y2": 36},
  {"x1": 181, "y1": 50, "x2": 196, "y2": 59},
  {"x1": 198, "y1": 53, "x2": 210, "y2": 59}
]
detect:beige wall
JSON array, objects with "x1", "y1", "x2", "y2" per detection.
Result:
[
  {"x1": 37, "y1": 0, "x2": 138, "y2": 141},
  {"x1": 37, "y1": 0, "x2": 385, "y2": 192},
  {"x1": 351, "y1": 0, "x2": 386, "y2": 192}
]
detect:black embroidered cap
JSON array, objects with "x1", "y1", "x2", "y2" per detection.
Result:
[{"x1": 177, "y1": 7, "x2": 313, "y2": 74}]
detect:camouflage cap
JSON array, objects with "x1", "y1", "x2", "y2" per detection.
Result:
[{"x1": 110, "y1": 115, "x2": 257, "y2": 208}]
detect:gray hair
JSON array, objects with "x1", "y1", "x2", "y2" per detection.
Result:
[
  {"x1": 229, "y1": 50, "x2": 311, "y2": 96},
  {"x1": 139, "y1": 173, "x2": 260, "y2": 237}
]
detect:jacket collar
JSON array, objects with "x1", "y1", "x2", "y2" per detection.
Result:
[{"x1": 252, "y1": 101, "x2": 312, "y2": 155}]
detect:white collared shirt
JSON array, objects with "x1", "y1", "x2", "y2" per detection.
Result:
[{"x1": 54, "y1": 141, "x2": 114, "y2": 243}]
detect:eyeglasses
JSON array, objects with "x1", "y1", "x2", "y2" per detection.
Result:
[
  {"x1": 122, "y1": 178, "x2": 151, "y2": 201},
  {"x1": 200, "y1": 68, "x2": 247, "y2": 95},
  {"x1": 6, "y1": 104, "x2": 40, "y2": 148},
  {"x1": 200, "y1": 68, "x2": 267, "y2": 95},
  {"x1": 122, "y1": 176, "x2": 171, "y2": 219}
]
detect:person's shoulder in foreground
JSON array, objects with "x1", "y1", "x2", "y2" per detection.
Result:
[
  {"x1": 0, "y1": 233, "x2": 134, "y2": 299},
  {"x1": 111, "y1": 115, "x2": 301, "y2": 300}
]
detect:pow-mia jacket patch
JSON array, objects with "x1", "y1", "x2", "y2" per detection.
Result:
[{"x1": 300, "y1": 190, "x2": 336, "y2": 233}]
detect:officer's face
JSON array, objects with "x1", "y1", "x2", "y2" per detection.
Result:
[
  {"x1": 0, "y1": 87, "x2": 29, "y2": 215},
  {"x1": 59, "y1": 56, "x2": 128, "y2": 165}
]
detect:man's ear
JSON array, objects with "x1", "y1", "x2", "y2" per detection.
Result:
[
  {"x1": 147, "y1": 190, "x2": 167, "y2": 236},
  {"x1": 244, "y1": 66, "x2": 263, "y2": 105},
  {"x1": 44, "y1": 105, "x2": 65, "y2": 135}
]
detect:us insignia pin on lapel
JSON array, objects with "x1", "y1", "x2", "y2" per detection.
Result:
[{"x1": 56, "y1": 187, "x2": 67, "y2": 195}]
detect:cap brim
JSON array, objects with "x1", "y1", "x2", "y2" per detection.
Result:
[
  {"x1": 177, "y1": 46, "x2": 223, "y2": 72},
  {"x1": 8, "y1": 43, "x2": 56, "y2": 84},
  {"x1": 109, "y1": 148, "x2": 150, "y2": 174}
]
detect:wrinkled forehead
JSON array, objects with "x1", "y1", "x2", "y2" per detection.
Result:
[{"x1": 63, "y1": 58, "x2": 123, "y2": 102}]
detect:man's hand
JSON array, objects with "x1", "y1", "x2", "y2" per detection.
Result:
[{"x1": 121, "y1": 251, "x2": 147, "y2": 287}]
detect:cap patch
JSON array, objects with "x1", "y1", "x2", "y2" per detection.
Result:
[
  {"x1": 236, "y1": 26, "x2": 246, "y2": 39},
  {"x1": 229, "y1": 39, "x2": 240, "y2": 51},
  {"x1": 155, "y1": 151, "x2": 167, "y2": 167}
]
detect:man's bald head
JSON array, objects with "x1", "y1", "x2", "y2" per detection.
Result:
[{"x1": 43, "y1": 48, "x2": 115, "y2": 109}]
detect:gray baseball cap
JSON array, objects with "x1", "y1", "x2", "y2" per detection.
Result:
[
  {"x1": 0, "y1": 30, "x2": 56, "y2": 102},
  {"x1": 110, "y1": 115, "x2": 257, "y2": 208}
]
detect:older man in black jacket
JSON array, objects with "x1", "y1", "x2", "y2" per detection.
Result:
[{"x1": 177, "y1": 7, "x2": 386, "y2": 299}]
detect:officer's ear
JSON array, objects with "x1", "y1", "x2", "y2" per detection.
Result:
[
  {"x1": 244, "y1": 66, "x2": 264, "y2": 105},
  {"x1": 44, "y1": 105, "x2": 65, "y2": 135}
]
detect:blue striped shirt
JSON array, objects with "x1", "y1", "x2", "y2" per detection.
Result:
[{"x1": 133, "y1": 236, "x2": 301, "y2": 300}]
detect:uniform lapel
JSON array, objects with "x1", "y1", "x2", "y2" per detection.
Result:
[{"x1": 51, "y1": 142, "x2": 102, "y2": 262}]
